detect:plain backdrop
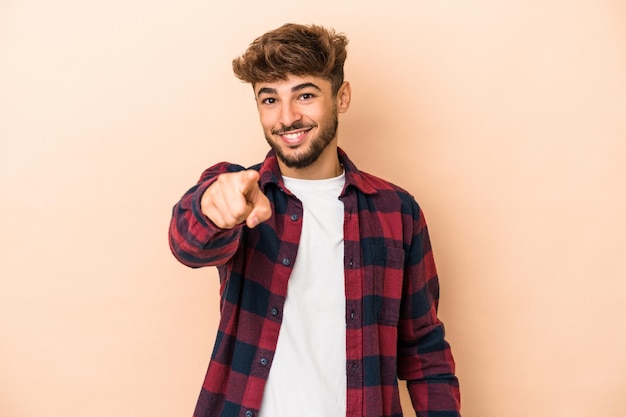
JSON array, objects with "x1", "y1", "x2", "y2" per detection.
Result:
[{"x1": 1, "y1": 1, "x2": 625, "y2": 416}]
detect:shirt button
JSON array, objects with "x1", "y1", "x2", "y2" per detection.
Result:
[
  {"x1": 290, "y1": 214, "x2": 299, "y2": 221},
  {"x1": 348, "y1": 259, "x2": 353, "y2": 267},
  {"x1": 350, "y1": 311, "x2": 355, "y2": 320},
  {"x1": 260, "y1": 358, "x2": 268, "y2": 366},
  {"x1": 271, "y1": 308, "x2": 279, "y2": 316},
  {"x1": 282, "y1": 258, "x2": 291, "y2": 266},
  {"x1": 245, "y1": 411, "x2": 253, "y2": 417}
]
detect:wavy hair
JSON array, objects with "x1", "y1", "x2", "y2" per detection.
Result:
[{"x1": 232, "y1": 23, "x2": 349, "y2": 94}]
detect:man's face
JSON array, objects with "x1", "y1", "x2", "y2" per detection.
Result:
[{"x1": 255, "y1": 74, "x2": 348, "y2": 171}]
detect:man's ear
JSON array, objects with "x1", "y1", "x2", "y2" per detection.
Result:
[{"x1": 336, "y1": 81, "x2": 351, "y2": 113}]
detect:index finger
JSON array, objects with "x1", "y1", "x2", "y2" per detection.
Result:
[{"x1": 238, "y1": 170, "x2": 261, "y2": 200}]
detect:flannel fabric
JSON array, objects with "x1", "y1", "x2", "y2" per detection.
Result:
[{"x1": 169, "y1": 148, "x2": 461, "y2": 417}]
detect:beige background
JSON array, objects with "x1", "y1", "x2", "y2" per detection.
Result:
[{"x1": 1, "y1": 1, "x2": 625, "y2": 416}]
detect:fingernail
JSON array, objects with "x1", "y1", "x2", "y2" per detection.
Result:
[{"x1": 249, "y1": 216, "x2": 258, "y2": 228}]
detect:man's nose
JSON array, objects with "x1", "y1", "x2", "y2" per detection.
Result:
[{"x1": 278, "y1": 102, "x2": 301, "y2": 127}]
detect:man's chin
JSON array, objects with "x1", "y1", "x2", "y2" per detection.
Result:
[
  {"x1": 278, "y1": 154, "x2": 312, "y2": 169},
  {"x1": 267, "y1": 132, "x2": 334, "y2": 170}
]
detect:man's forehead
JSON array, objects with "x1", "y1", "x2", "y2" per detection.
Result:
[{"x1": 254, "y1": 75, "x2": 330, "y2": 94}]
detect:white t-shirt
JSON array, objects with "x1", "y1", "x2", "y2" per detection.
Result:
[{"x1": 258, "y1": 172, "x2": 347, "y2": 417}]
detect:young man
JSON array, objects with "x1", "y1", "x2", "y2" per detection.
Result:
[{"x1": 169, "y1": 23, "x2": 461, "y2": 417}]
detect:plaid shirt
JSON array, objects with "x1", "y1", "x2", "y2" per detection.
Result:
[{"x1": 169, "y1": 148, "x2": 461, "y2": 417}]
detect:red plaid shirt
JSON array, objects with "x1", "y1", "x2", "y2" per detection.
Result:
[{"x1": 169, "y1": 148, "x2": 461, "y2": 417}]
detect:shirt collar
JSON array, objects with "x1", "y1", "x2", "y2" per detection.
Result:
[{"x1": 256, "y1": 147, "x2": 377, "y2": 196}]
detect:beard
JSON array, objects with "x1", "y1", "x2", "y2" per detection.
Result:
[{"x1": 264, "y1": 110, "x2": 339, "y2": 169}]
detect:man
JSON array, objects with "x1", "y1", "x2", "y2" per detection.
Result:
[{"x1": 169, "y1": 23, "x2": 461, "y2": 417}]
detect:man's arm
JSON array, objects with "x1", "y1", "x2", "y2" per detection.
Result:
[
  {"x1": 397, "y1": 203, "x2": 461, "y2": 416},
  {"x1": 168, "y1": 163, "x2": 271, "y2": 268}
]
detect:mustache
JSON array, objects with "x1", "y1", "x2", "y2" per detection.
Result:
[{"x1": 271, "y1": 121, "x2": 317, "y2": 135}]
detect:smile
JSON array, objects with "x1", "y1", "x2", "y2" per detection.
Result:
[{"x1": 279, "y1": 128, "x2": 312, "y2": 145}]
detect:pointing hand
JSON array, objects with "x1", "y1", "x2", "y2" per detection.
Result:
[{"x1": 201, "y1": 170, "x2": 272, "y2": 229}]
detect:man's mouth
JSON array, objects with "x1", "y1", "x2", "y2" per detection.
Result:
[{"x1": 278, "y1": 128, "x2": 312, "y2": 145}]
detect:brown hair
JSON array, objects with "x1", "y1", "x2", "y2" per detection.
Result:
[{"x1": 232, "y1": 23, "x2": 349, "y2": 94}]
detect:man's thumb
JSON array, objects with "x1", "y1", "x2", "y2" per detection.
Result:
[{"x1": 243, "y1": 173, "x2": 271, "y2": 228}]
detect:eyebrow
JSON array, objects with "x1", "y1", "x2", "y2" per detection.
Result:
[{"x1": 257, "y1": 82, "x2": 322, "y2": 98}]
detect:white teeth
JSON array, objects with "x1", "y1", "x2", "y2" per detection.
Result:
[{"x1": 284, "y1": 132, "x2": 302, "y2": 139}]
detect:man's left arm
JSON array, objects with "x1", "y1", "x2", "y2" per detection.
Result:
[{"x1": 397, "y1": 202, "x2": 461, "y2": 416}]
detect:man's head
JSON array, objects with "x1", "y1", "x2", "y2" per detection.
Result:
[
  {"x1": 233, "y1": 24, "x2": 351, "y2": 179},
  {"x1": 232, "y1": 23, "x2": 349, "y2": 95}
]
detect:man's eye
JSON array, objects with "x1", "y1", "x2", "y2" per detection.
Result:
[
  {"x1": 261, "y1": 97, "x2": 276, "y2": 104},
  {"x1": 299, "y1": 93, "x2": 314, "y2": 100}
]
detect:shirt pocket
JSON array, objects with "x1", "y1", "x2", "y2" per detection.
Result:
[{"x1": 366, "y1": 244, "x2": 406, "y2": 326}]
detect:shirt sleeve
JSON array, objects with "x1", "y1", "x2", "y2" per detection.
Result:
[
  {"x1": 397, "y1": 202, "x2": 462, "y2": 416},
  {"x1": 168, "y1": 162, "x2": 246, "y2": 268}
]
